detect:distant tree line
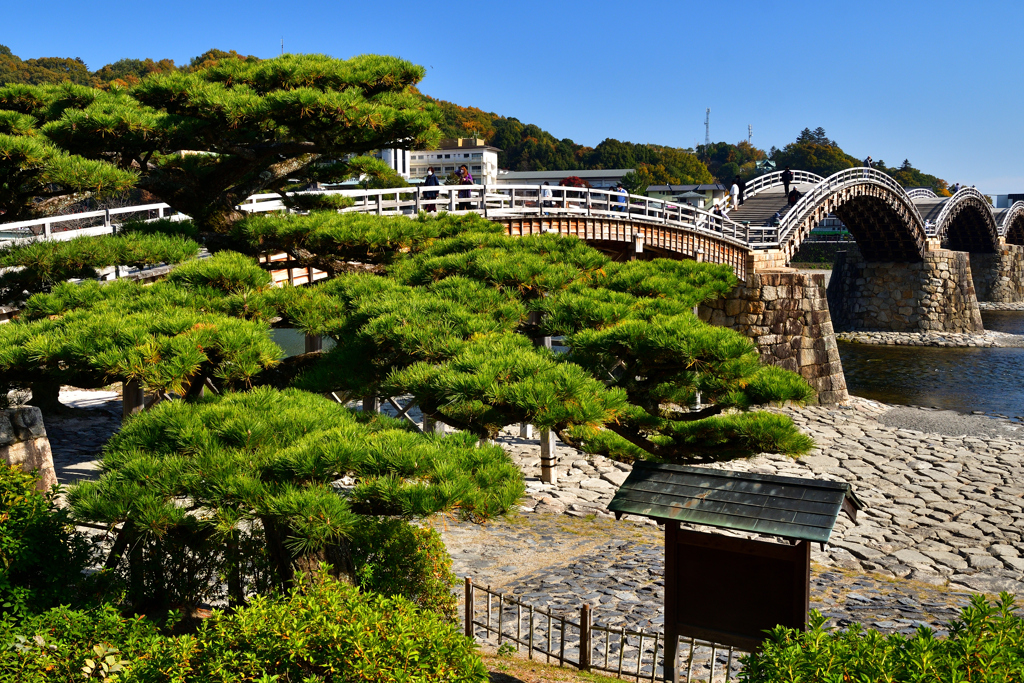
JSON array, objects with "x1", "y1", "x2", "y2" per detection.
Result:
[
  {"x1": 0, "y1": 45, "x2": 953, "y2": 197},
  {"x1": 0, "y1": 45, "x2": 257, "y2": 89}
]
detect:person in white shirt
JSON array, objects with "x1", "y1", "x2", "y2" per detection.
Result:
[{"x1": 730, "y1": 182, "x2": 739, "y2": 210}]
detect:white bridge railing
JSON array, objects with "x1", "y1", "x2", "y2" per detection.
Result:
[
  {"x1": 741, "y1": 170, "x2": 823, "y2": 199},
  {"x1": 0, "y1": 204, "x2": 177, "y2": 245},
  {"x1": 906, "y1": 188, "x2": 939, "y2": 200},
  {"x1": 0, "y1": 185, "x2": 780, "y2": 249},
  {"x1": 6, "y1": 177, "x2": 1008, "y2": 255},
  {"x1": 999, "y1": 201, "x2": 1024, "y2": 235},
  {"x1": 235, "y1": 184, "x2": 781, "y2": 247}
]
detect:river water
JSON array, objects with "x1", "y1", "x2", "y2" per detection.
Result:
[{"x1": 838, "y1": 311, "x2": 1024, "y2": 419}]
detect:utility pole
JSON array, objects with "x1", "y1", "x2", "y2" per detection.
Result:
[
  {"x1": 704, "y1": 108, "x2": 710, "y2": 146},
  {"x1": 748, "y1": 124, "x2": 752, "y2": 145}
]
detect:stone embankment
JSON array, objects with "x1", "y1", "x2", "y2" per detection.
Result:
[
  {"x1": 835, "y1": 330, "x2": 1008, "y2": 347},
  {"x1": 979, "y1": 301, "x2": 1024, "y2": 311}
]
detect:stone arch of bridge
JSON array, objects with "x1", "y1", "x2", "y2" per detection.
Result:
[
  {"x1": 937, "y1": 192, "x2": 999, "y2": 253},
  {"x1": 782, "y1": 181, "x2": 927, "y2": 263}
]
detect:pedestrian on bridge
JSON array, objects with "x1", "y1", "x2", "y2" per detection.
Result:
[
  {"x1": 614, "y1": 184, "x2": 627, "y2": 212},
  {"x1": 458, "y1": 165, "x2": 473, "y2": 210},
  {"x1": 423, "y1": 166, "x2": 440, "y2": 212},
  {"x1": 730, "y1": 180, "x2": 739, "y2": 210},
  {"x1": 863, "y1": 156, "x2": 873, "y2": 179},
  {"x1": 781, "y1": 167, "x2": 794, "y2": 196},
  {"x1": 541, "y1": 182, "x2": 553, "y2": 215},
  {"x1": 735, "y1": 175, "x2": 746, "y2": 206}
]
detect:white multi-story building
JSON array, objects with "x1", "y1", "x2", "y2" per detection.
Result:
[
  {"x1": 408, "y1": 138, "x2": 501, "y2": 185},
  {"x1": 376, "y1": 147, "x2": 412, "y2": 178}
]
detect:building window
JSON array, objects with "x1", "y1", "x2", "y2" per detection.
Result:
[
  {"x1": 444, "y1": 154, "x2": 450, "y2": 159},
  {"x1": 472, "y1": 166, "x2": 482, "y2": 173},
  {"x1": 472, "y1": 153, "x2": 482, "y2": 159}
]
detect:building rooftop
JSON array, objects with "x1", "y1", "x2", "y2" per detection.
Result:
[
  {"x1": 497, "y1": 168, "x2": 634, "y2": 180},
  {"x1": 607, "y1": 462, "x2": 862, "y2": 544},
  {"x1": 648, "y1": 184, "x2": 727, "y2": 192}
]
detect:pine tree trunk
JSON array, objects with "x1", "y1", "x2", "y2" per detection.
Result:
[{"x1": 260, "y1": 516, "x2": 357, "y2": 590}]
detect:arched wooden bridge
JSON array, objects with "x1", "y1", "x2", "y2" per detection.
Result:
[{"x1": 4, "y1": 171, "x2": 1021, "y2": 283}]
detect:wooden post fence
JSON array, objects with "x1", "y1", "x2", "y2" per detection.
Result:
[{"x1": 462, "y1": 577, "x2": 744, "y2": 682}]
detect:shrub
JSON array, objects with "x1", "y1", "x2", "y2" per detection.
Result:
[
  {"x1": 0, "y1": 464, "x2": 94, "y2": 619},
  {"x1": 151, "y1": 572, "x2": 487, "y2": 683},
  {"x1": 739, "y1": 593, "x2": 1024, "y2": 683},
  {"x1": 352, "y1": 518, "x2": 458, "y2": 619},
  {"x1": 2, "y1": 573, "x2": 487, "y2": 682},
  {"x1": 0, "y1": 604, "x2": 161, "y2": 682}
]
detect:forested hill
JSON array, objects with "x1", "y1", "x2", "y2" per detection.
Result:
[{"x1": 0, "y1": 45, "x2": 950, "y2": 195}]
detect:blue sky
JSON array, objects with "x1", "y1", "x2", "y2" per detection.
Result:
[{"x1": 5, "y1": 0, "x2": 1023, "y2": 191}]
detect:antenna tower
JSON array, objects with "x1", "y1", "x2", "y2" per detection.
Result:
[
  {"x1": 704, "y1": 108, "x2": 710, "y2": 146},
  {"x1": 748, "y1": 124, "x2": 752, "y2": 145},
  {"x1": 281, "y1": 38, "x2": 284, "y2": 55}
]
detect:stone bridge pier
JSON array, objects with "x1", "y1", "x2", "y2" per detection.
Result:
[
  {"x1": 969, "y1": 240, "x2": 1024, "y2": 302},
  {"x1": 826, "y1": 243, "x2": 983, "y2": 332},
  {"x1": 699, "y1": 251, "x2": 849, "y2": 405}
]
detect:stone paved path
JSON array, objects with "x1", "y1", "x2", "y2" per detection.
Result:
[
  {"x1": 501, "y1": 398, "x2": 1024, "y2": 597},
  {"x1": 47, "y1": 389, "x2": 121, "y2": 485},
  {"x1": 438, "y1": 514, "x2": 978, "y2": 638}
]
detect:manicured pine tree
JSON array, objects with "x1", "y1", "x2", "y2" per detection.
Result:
[{"x1": 0, "y1": 54, "x2": 441, "y2": 233}]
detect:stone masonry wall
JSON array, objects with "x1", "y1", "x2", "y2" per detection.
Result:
[
  {"x1": 969, "y1": 242, "x2": 1024, "y2": 303},
  {"x1": 699, "y1": 272, "x2": 849, "y2": 405},
  {"x1": 1, "y1": 407, "x2": 56, "y2": 490},
  {"x1": 827, "y1": 244, "x2": 983, "y2": 333}
]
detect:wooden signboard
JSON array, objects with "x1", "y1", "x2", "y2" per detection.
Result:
[{"x1": 663, "y1": 522, "x2": 809, "y2": 656}]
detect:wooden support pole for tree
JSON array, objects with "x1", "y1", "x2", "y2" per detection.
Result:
[
  {"x1": 540, "y1": 429, "x2": 557, "y2": 485},
  {"x1": 519, "y1": 423, "x2": 534, "y2": 439},
  {"x1": 423, "y1": 416, "x2": 445, "y2": 434},
  {"x1": 362, "y1": 395, "x2": 379, "y2": 413},
  {"x1": 122, "y1": 379, "x2": 145, "y2": 420},
  {"x1": 304, "y1": 334, "x2": 323, "y2": 353}
]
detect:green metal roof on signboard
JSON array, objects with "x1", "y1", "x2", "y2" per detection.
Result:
[{"x1": 606, "y1": 462, "x2": 863, "y2": 544}]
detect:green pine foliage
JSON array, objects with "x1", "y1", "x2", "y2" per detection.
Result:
[
  {"x1": 0, "y1": 53, "x2": 443, "y2": 232},
  {"x1": 270, "y1": 217, "x2": 814, "y2": 461},
  {"x1": 0, "y1": 129, "x2": 136, "y2": 222},
  {"x1": 67, "y1": 387, "x2": 523, "y2": 610},
  {"x1": 0, "y1": 230, "x2": 198, "y2": 306},
  {"x1": 233, "y1": 210, "x2": 501, "y2": 276},
  {"x1": 740, "y1": 595, "x2": 1024, "y2": 682},
  {"x1": 0, "y1": 275, "x2": 280, "y2": 396}
]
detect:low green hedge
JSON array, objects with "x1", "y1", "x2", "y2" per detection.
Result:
[
  {"x1": 0, "y1": 464, "x2": 95, "y2": 619},
  {"x1": 2, "y1": 571, "x2": 487, "y2": 683},
  {"x1": 740, "y1": 593, "x2": 1024, "y2": 682},
  {"x1": 352, "y1": 518, "x2": 459, "y2": 619}
]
